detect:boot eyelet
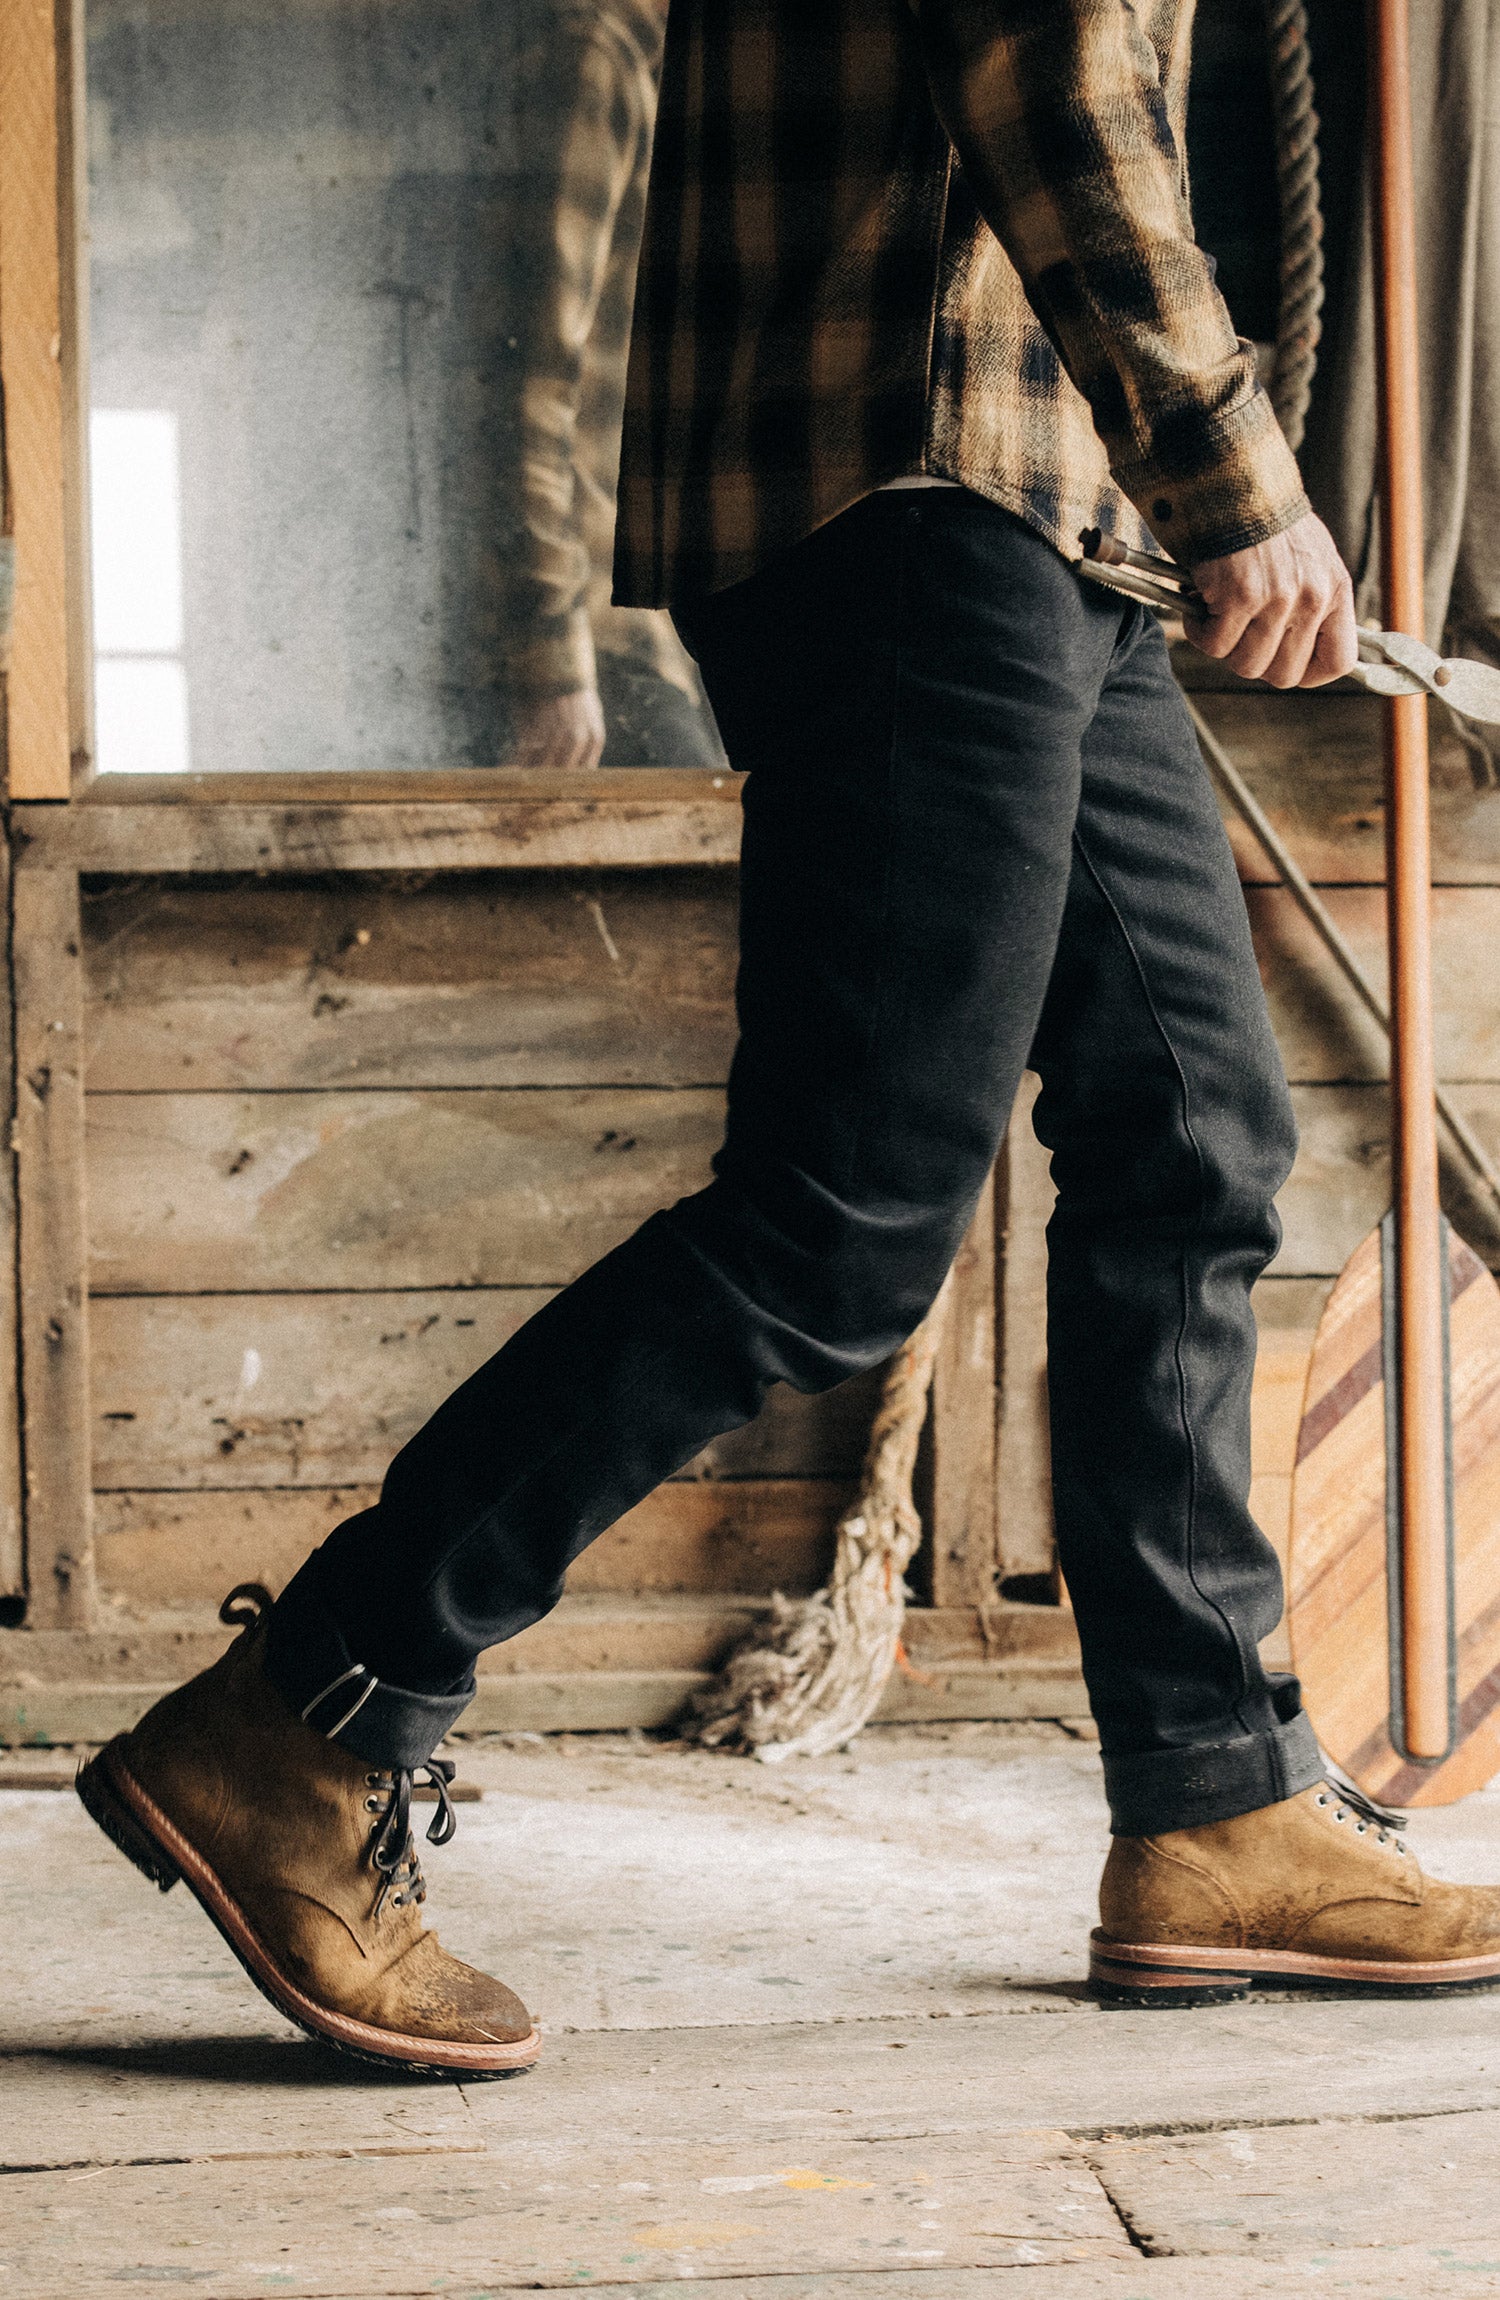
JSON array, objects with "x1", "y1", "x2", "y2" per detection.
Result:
[
  {"x1": 364, "y1": 1795, "x2": 382, "y2": 1811},
  {"x1": 1356, "y1": 1821, "x2": 1367, "y2": 1833},
  {"x1": 1315, "y1": 1792, "x2": 1329, "y2": 1806}
]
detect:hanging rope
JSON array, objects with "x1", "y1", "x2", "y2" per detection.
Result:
[
  {"x1": 686, "y1": 1273, "x2": 953, "y2": 1762},
  {"x1": 1265, "y1": 0, "x2": 1325, "y2": 453}
]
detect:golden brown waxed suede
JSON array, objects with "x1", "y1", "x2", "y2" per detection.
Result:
[
  {"x1": 1092, "y1": 1784, "x2": 1500, "y2": 1999},
  {"x1": 78, "y1": 1616, "x2": 539, "y2": 2072}
]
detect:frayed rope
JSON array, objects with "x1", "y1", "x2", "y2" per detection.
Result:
[{"x1": 685, "y1": 1272, "x2": 954, "y2": 1763}]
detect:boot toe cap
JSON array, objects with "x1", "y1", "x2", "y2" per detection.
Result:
[
  {"x1": 408, "y1": 1968, "x2": 535, "y2": 2047},
  {"x1": 1414, "y1": 1879, "x2": 1500, "y2": 1962},
  {"x1": 384, "y1": 1934, "x2": 536, "y2": 2046}
]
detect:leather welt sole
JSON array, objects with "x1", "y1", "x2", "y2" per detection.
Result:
[
  {"x1": 1090, "y1": 1926, "x2": 1500, "y2": 2007},
  {"x1": 76, "y1": 1745, "x2": 542, "y2": 2079}
]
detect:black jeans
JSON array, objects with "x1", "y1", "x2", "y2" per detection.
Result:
[{"x1": 267, "y1": 492, "x2": 1321, "y2": 1834}]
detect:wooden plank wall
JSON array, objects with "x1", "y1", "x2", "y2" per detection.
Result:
[
  {"x1": 15, "y1": 682, "x2": 1497, "y2": 1711},
  {"x1": 0, "y1": 833, "x2": 22, "y2": 1606},
  {"x1": 995, "y1": 1075, "x2": 1057, "y2": 1589},
  {"x1": 78, "y1": 866, "x2": 885, "y2": 1667},
  {"x1": 15, "y1": 862, "x2": 92, "y2": 1623}
]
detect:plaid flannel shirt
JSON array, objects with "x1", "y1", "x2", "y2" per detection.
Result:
[{"x1": 612, "y1": 0, "x2": 1309, "y2": 607}]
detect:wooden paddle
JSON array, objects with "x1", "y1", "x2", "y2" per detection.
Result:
[{"x1": 1286, "y1": 0, "x2": 1500, "y2": 1807}]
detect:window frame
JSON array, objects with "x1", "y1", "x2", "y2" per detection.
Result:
[{"x1": 0, "y1": 0, "x2": 727, "y2": 822}]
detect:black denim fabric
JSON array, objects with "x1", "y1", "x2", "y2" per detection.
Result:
[{"x1": 266, "y1": 491, "x2": 1322, "y2": 1832}]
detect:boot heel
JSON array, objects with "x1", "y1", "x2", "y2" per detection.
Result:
[
  {"x1": 76, "y1": 1753, "x2": 181, "y2": 1894},
  {"x1": 1089, "y1": 1938, "x2": 1251, "y2": 2008}
]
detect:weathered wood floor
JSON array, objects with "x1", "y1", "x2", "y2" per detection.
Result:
[{"x1": 4, "y1": 1724, "x2": 1500, "y2": 2296}]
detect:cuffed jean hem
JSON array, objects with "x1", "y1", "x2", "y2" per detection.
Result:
[
  {"x1": 1102, "y1": 1709, "x2": 1324, "y2": 1837},
  {"x1": 263, "y1": 1572, "x2": 473, "y2": 1770}
]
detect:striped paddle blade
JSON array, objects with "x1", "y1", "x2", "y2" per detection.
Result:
[{"x1": 1288, "y1": 1222, "x2": 1500, "y2": 1806}]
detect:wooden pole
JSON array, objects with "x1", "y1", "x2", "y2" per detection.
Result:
[
  {"x1": 12, "y1": 858, "x2": 95, "y2": 1626},
  {"x1": 1370, "y1": 0, "x2": 1448, "y2": 1758}
]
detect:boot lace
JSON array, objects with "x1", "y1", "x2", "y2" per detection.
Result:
[
  {"x1": 363, "y1": 1760, "x2": 458, "y2": 1917},
  {"x1": 1315, "y1": 1760, "x2": 1408, "y2": 1852},
  {"x1": 216, "y1": 1587, "x2": 459, "y2": 1918}
]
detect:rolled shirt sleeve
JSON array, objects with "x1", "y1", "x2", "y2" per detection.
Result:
[
  {"x1": 916, "y1": 0, "x2": 1310, "y2": 562},
  {"x1": 504, "y1": 24, "x2": 637, "y2": 700}
]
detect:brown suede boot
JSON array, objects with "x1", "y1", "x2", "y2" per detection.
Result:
[
  {"x1": 77, "y1": 1590, "x2": 540, "y2": 2075},
  {"x1": 1091, "y1": 1780, "x2": 1500, "y2": 2004}
]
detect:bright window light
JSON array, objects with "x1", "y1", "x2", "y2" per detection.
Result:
[
  {"x1": 91, "y1": 408, "x2": 191, "y2": 772},
  {"x1": 93, "y1": 658, "x2": 192, "y2": 776}
]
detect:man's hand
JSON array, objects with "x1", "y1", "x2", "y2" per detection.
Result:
[
  {"x1": 513, "y1": 688, "x2": 606, "y2": 768},
  {"x1": 1186, "y1": 511, "x2": 1358, "y2": 690}
]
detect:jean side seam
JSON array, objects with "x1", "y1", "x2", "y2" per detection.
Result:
[{"x1": 1068, "y1": 824, "x2": 1256, "y2": 1727}]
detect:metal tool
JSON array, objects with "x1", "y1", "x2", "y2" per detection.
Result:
[{"x1": 1077, "y1": 529, "x2": 1500, "y2": 727}]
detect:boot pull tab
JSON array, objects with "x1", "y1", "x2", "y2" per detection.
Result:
[{"x1": 219, "y1": 1583, "x2": 274, "y2": 1632}]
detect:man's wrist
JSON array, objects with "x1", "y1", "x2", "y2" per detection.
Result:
[{"x1": 505, "y1": 610, "x2": 598, "y2": 703}]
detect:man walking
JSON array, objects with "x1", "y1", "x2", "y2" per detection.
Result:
[{"x1": 81, "y1": 0, "x2": 1500, "y2": 2072}]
